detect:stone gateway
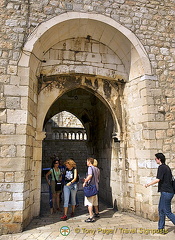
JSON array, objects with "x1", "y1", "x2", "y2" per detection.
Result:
[{"x1": 0, "y1": 0, "x2": 174, "y2": 235}]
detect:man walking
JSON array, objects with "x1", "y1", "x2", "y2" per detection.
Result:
[
  {"x1": 145, "y1": 153, "x2": 175, "y2": 231},
  {"x1": 83, "y1": 157, "x2": 100, "y2": 222}
]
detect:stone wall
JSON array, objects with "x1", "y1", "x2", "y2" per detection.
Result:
[
  {"x1": 42, "y1": 140, "x2": 88, "y2": 173},
  {"x1": 0, "y1": 0, "x2": 174, "y2": 235}
]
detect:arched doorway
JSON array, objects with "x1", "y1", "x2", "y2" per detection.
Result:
[
  {"x1": 17, "y1": 12, "x2": 156, "y2": 227},
  {"x1": 41, "y1": 86, "x2": 121, "y2": 207}
]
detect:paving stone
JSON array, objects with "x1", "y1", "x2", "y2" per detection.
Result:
[{"x1": 1, "y1": 190, "x2": 174, "y2": 240}]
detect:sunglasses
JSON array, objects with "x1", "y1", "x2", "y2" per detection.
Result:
[{"x1": 55, "y1": 162, "x2": 59, "y2": 164}]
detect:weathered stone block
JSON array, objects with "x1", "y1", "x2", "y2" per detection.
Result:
[
  {"x1": 13, "y1": 192, "x2": 24, "y2": 201},
  {"x1": 0, "y1": 192, "x2": 12, "y2": 201},
  {"x1": 10, "y1": 76, "x2": 21, "y2": 85},
  {"x1": 7, "y1": 65, "x2": 17, "y2": 75},
  {"x1": 5, "y1": 172, "x2": 14, "y2": 182},
  {"x1": 1, "y1": 145, "x2": 16, "y2": 158},
  {"x1": 0, "y1": 172, "x2": 4, "y2": 182},
  {"x1": 33, "y1": 148, "x2": 42, "y2": 160},
  {"x1": 163, "y1": 145, "x2": 171, "y2": 152},
  {"x1": 0, "y1": 75, "x2": 10, "y2": 83},
  {"x1": 0, "y1": 200, "x2": 24, "y2": 211},
  {"x1": 142, "y1": 130, "x2": 156, "y2": 139},
  {"x1": 0, "y1": 109, "x2": 6, "y2": 123},
  {"x1": 5, "y1": 19, "x2": 18, "y2": 27},
  {"x1": 16, "y1": 145, "x2": 26, "y2": 158},
  {"x1": 16, "y1": 125, "x2": 27, "y2": 135},
  {"x1": 1, "y1": 222, "x2": 22, "y2": 234},
  {"x1": 127, "y1": 183, "x2": 135, "y2": 198},
  {"x1": 6, "y1": 97, "x2": 20, "y2": 109},
  {"x1": 92, "y1": 43, "x2": 100, "y2": 53},
  {"x1": 4, "y1": 85, "x2": 28, "y2": 97},
  {"x1": 155, "y1": 130, "x2": 166, "y2": 139},
  {"x1": 152, "y1": 195, "x2": 160, "y2": 205},
  {"x1": 0, "y1": 212, "x2": 13, "y2": 223},
  {"x1": 14, "y1": 171, "x2": 25, "y2": 183},
  {"x1": 1, "y1": 124, "x2": 15, "y2": 135},
  {"x1": 86, "y1": 53, "x2": 101, "y2": 63},
  {"x1": 13, "y1": 211, "x2": 23, "y2": 223},
  {"x1": 0, "y1": 97, "x2": 5, "y2": 109},
  {"x1": 144, "y1": 122, "x2": 169, "y2": 129},
  {"x1": 0, "y1": 182, "x2": 24, "y2": 194},
  {"x1": 7, "y1": 110, "x2": 27, "y2": 124}
]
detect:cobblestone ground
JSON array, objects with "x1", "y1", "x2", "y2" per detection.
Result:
[{"x1": 0, "y1": 180, "x2": 174, "y2": 240}]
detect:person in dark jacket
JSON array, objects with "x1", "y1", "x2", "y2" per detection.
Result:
[{"x1": 145, "y1": 153, "x2": 175, "y2": 231}]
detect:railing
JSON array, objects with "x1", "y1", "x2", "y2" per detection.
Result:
[{"x1": 52, "y1": 128, "x2": 87, "y2": 140}]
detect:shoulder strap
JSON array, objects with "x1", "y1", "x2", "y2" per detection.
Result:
[
  {"x1": 89, "y1": 166, "x2": 96, "y2": 183},
  {"x1": 52, "y1": 168, "x2": 57, "y2": 182}
]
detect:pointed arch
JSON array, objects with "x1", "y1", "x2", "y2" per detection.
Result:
[{"x1": 18, "y1": 12, "x2": 152, "y2": 78}]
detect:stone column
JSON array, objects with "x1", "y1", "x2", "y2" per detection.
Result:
[{"x1": 24, "y1": 131, "x2": 46, "y2": 227}]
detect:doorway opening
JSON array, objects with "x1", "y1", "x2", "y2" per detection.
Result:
[{"x1": 41, "y1": 86, "x2": 120, "y2": 213}]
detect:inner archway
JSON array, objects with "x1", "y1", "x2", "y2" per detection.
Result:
[{"x1": 42, "y1": 87, "x2": 120, "y2": 207}]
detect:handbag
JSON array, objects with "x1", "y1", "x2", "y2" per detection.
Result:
[
  {"x1": 83, "y1": 166, "x2": 98, "y2": 197},
  {"x1": 55, "y1": 181, "x2": 62, "y2": 191},
  {"x1": 53, "y1": 169, "x2": 62, "y2": 192},
  {"x1": 84, "y1": 183, "x2": 98, "y2": 197}
]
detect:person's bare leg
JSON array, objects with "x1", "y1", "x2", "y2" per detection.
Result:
[
  {"x1": 64, "y1": 207, "x2": 68, "y2": 216},
  {"x1": 56, "y1": 193, "x2": 60, "y2": 210},
  {"x1": 88, "y1": 205, "x2": 93, "y2": 218},
  {"x1": 72, "y1": 205, "x2": 75, "y2": 213},
  {"x1": 94, "y1": 205, "x2": 99, "y2": 214},
  {"x1": 50, "y1": 207, "x2": 53, "y2": 214},
  {"x1": 52, "y1": 193, "x2": 57, "y2": 213}
]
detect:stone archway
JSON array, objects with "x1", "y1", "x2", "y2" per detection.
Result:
[
  {"x1": 16, "y1": 12, "x2": 157, "y2": 228},
  {"x1": 40, "y1": 82, "x2": 122, "y2": 207},
  {"x1": 19, "y1": 12, "x2": 152, "y2": 79}
]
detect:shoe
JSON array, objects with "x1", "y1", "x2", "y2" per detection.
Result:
[
  {"x1": 85, "y1": 217, "x2": 95, "y2": 222},
  {"x1": 156, "y1": 229, "x2": 168, "y2": 235},
  {"x1": 94, "y1": 213, "x2": 100, "y2": 218},
  {"x1": 60, "y1": 215, "x2": 67, "y2": 221},
  {"x1": 70, "y1": 212, "x2": 74, "y2": 217}
]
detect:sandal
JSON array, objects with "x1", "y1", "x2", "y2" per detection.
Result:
[
  {"x1": 60, "y1": 215, "x2": 67, "y2": 221},
  {"x1": 85, "y1": 217, "x2": 95, "y2": 222}
]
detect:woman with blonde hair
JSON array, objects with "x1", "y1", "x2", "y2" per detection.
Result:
[
  {"x1": 93, "y1": 159, "x2": 98, "y2": 167},
  {"x1": 60, "y1": 159, "x2": 78, "y2": 221}
]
